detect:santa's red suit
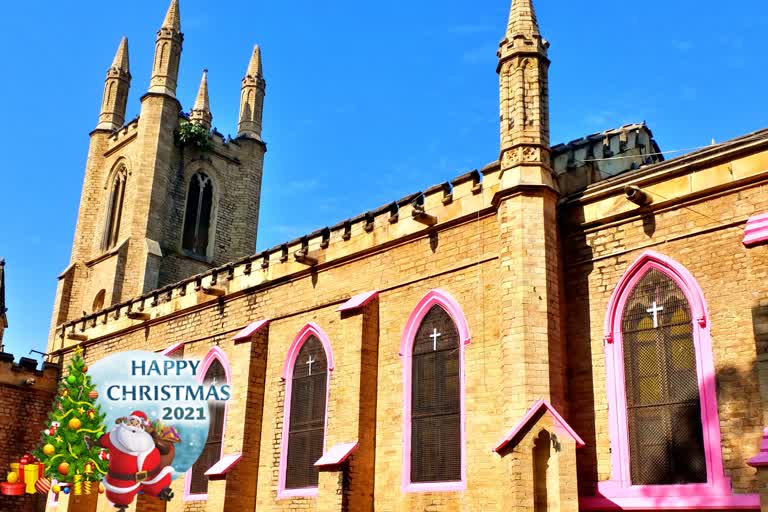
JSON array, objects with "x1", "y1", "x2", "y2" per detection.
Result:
[{"x1": 99, "y1": 411, "x2": 174, "y2": 507}]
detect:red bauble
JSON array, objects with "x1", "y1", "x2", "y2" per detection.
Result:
[
  {"x1": 57, "y1": 462, "x2": 69, "y2": 476},
  {"x1": 82, "y1": 366, "x2": 88, "y2": 373},
  {"x1": 88, "y1": 390, "x2": 98, "y2": 400}
]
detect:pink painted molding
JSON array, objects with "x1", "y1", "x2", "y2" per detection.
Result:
[
  {"x1": 400, "y1": 289, "x2": 469, "y2": 493},
  {"x1": 580, "y1": 494, "x2": 760, "y2": 510},
  {"x1": 204, "y1": 453, "x2": 242, "y2": 480},
  {"x1": 598, "y1": 250, "x2": 748, "y2": 509},
  {"x1": 743, "y1": 212, "x2": 768, "y2": 247},
  {"x1": 232, "y1": 319, "x2": 270, "y2": 343},
  {"x1": 747, "y1": 427, "x2": 768, "y2": 467},
  {"x1": 336, "y1": 291, "x2": 379, "y2": 312},
  {"x1": 160, "y1": 341, "x2": 185, "y2": 356},
  {"x1": 315, "y1": 442, "x2": 358, "y2": 468},
  {"x1": 277, "y1": 323, "x2": 334, "y2": 499},
  {"x1": 494, "y1": 399, "x2": 585, "y2": 454},
  {"x1": 184, "y1": 346, "x2": 232, "y2": 502}
]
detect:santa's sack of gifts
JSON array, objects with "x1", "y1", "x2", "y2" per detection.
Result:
[{"x1": 151, "y1": 421, "x2": 181, "y2": 469}]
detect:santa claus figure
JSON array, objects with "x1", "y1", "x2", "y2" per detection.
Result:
[{"x1": 99, "y1": 411, "x2": 174, "y2": 510}]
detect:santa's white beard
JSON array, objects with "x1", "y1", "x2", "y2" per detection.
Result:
[{"x1": 112, "y1": 423, "x2": 154, "y2": 453}]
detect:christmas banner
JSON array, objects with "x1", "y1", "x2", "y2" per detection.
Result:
[{"x1": 24, "y1": 348, "x2": 230, "y2": 509}]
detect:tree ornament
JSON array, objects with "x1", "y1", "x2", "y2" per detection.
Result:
[
  {"x1": 68, "y1": 418, "x2": 82, "y2": 430},
  {"x1": 82, "y1": 365, "x2": 88, "y2": 373},
  {"x1": 60, "y1": 389, "x2": 69, "y2": 397},
  {"x1": 35, "y1": 477, "x2": 52, "y2": 494},
  {"x1": 52, "y1": 484, "x2": 61, "y2": 494},
  {"x1": 98, "y1": 448, "x2": 109, "y2": 461},
  {"x1": 83, "y1": 463, "x2": 93, "y2": 476},
  {"x1": 6, "y1": 472, "x2": 18, "y2": 484},
  {"x1": 87, "y1": 409, "x2": 96, "y2": 420},
  {"x1": 43, "y1": 444, "x2": 55, "y2": 456},
  {"x1": 67, "y1": 375, "x2": 76, "y2": 384},
  {"x1": 58, "y1": 462, "x2": 70, "y2": 476},
  {"x1": 88, "y1": 390, "x2": 98, "y2": 400},
  {"x1": 62, "y1": 486, "x2": 70, "y2": 494},
  {"x1": 55, "y1": 435, "x2": 63, "y2": 444},
  {"x1": 98, "y1": 482, "x2": 105, "y2": 494},
  {"x1": 77, "y1": 407, "x2": 85, "y2": 415}
]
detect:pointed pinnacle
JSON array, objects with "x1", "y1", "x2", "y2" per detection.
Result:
[
  {"x1": 506, "y1": 0, "x2": 540, "y2": 38},
  {"x1": 193, "y1": 69, "x2": 210, "y2": 113},
  {"x1": 246, "y1": 45, "x2": 263, "y2": 77},
  {"x1": 111, "y1": 37, "x2": 130, "y2": 73},
  {"x1": 162, "y1": 0, "x2": 181, "y2": 31}
]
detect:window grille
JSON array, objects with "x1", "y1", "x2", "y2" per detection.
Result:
[
  {"x1": 189, "y1": 360, "x2": 226, "y2": 494},
  {"x1": 285, "y1": 336, "x2": 327, "y2": 489},
  {"x1": 183, "y1": 173, "x2": 214, "y2": 257},
  {"x1": 411, "y1": 305, "x2": 461, "y2": 483},
  {"x1": 622, "y1": 269, "x2": 706, "y2": 485}
]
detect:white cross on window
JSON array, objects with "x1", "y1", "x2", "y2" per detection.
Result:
[
  {"x1": 306, "y1": 355, "x2": 316, "y2": 376},
  {"x1": 430, "y1": 328, "x2": 442, "y2": 351},
  {"x1": 646, "y1": 301, "x2": 664, "y2": 329}
]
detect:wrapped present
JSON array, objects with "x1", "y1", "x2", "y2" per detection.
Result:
[
  {"x1": 1, "y1": 482, "x2": 25, "y2": 496},
  {"x1": 10, "y1": 463, "x2": 20, "y2": 483},
  {"x1": 159, "y1": 426, "x2": 181, "y2": 443}
]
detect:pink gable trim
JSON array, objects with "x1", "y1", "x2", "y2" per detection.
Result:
[
  {"x1": 232, "y1": 319, "x2": 269, "y2": 343},
  {"x1": 278, "y1": 323, "x2": 334, "y2": 499},
  {"x1": 599, "y1": 250, "x2": 739, "y2": 508},
  {"x1": 747, "y1": 428, "x2": 768, "y2": 467},
  {"x1": 184, "y1": 346, "x2": 232, "y2": 501},
  {"x1": 314, "y1": 442, "x2": 358, "y2": 468},
  {"x1": 743, "y1": 212, "x2": 768, "y2": 247},
  {"x1": 336, "y1": 291, "x2": 379, "y2": 312},
  {"x1": 160, "y1": 342, "x2": 184, "y2": 356},
  {"x1": 401, "y1": 289, "x2": 469, "y2": 493},
  {"x1": 494, "y1": 399, "x2": 585, "y2": 453},
  {"x1": 204, "y1": 453, "x2": 242, "y2": 478}
]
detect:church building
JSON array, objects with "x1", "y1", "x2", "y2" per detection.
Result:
[{"x1": 47, "y1": 0, "x2": 768, "y2": 511}]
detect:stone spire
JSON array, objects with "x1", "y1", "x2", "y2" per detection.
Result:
[
  {"x1": 148, "y1": 0, "x2": 183, "y2": 97},
  {"x1": 237, "y1": 45, "x2": 266, "y2": 140},
  {"x1": 506, "y1": 0, "x2": 540, "y2": 38},
  {"x1": 497, "y1": 0, "x2": 551, "y2": 175},
  {"x1": 189, "y1": 69, "x2": 212, "y2": 130},
  {"x1": 96, "y1": 37, "x2": 132, "y2": 131},
  {"x1": 162, "y1": 0, "x2": 181, "y2": 32}
]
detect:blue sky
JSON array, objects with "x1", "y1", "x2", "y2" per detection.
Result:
[{"x1": 0, "y1": 0, "x2": 765, "y2": 358}]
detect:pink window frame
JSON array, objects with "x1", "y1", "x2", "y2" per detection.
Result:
[
  {"x1": 277, "y1": 322, "x2": 335, "y2": 499},
  {"x1": 594, "y1": 250, "x2": 758, "y2": 509},
  {"x1": 400, "y1": 289, "x2": 471, "y2": 493},
  {"x1": 184, "y1": 346, "x2": 232, "y2": 501}
]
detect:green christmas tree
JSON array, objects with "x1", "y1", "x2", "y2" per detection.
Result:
[{"x1": 33, "y1": 347, "x2": 108, "y2": 491}]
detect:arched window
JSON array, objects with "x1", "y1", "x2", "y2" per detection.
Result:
[
  {"x1": 92, "y1": 290, "x2": 106, "y2": 313},
  {"x1": 622, "y1": 269, "x2": 705, "y2": 484},
  {"x1": 401, "y1": 289, "x2": 470, "y2": 492},
  {"x1": 278, "y1": 324, "x2": 334, "y2": 498},
  {"x1": 595, "y1": 251, "x2": 747, "y2": 507},
  {"x1": 182, "y1": 172, "x2": 214, "y2": 258},
  {"x1": 102, "y1": 167, "x2": 126, "y2": 250},
  {"x1": 186, "y1": 348, "x2": 229, "y2": 499}
]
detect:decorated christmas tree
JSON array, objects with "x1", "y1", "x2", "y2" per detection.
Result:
[{"x1": 33, "y1": 347, "x2": 108, "y2": 495}]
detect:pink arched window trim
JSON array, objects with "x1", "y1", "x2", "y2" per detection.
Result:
[
  {"x1": 184, "y1": 346, "x2": 231, "y2": 501},
  {"x1": 400, "y1": 289, "x2": 470, "y2": 493},
  {"x1": 277, "y1": 323, "x2": 334, "y2": 499},
  {"x1": 598, "y1": 250, "x2": 746, "y2": 507}
]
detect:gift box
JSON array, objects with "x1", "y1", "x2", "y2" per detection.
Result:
[
  {"x1": 24, "y1": 464, "x2": 42, "y2": 494},
  {"x1": 9, "y1": 463, "x2": 20, "y2": 483},
  {"x1": 1, "y1": 482, "x2": 25, "y2": 496}
]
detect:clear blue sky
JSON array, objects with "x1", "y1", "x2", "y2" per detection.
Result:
[{"x1": 0, "y1": 0, "x2": 765, "y2": 359}]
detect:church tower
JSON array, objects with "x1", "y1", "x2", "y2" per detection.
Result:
[
  {"x1": 495, "y1": 0, "x2": 566, "y2": 430},
  {"x1": 49, "y1": 0, "x2": 267, "y2": 346}
]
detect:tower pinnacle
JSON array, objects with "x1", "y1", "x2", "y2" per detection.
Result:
[
  {"x1": 96, "y1": 37, "x2": 132, "y2": 131},
  {"x1": 148, "y1": 0, "x2": 183, "y2": 97},
  {"x1": 497, "y1": 0, "x2": 551, "y2": 176},
  {"x1": 190, "y1": 69, "x2": 212, "y2": 130},
  {"x1": 162, "y1": 0, "x2": 181, "y2": 31},
  {"x1": 238, "y1": 45, "x2": 266, "y2": 140}
]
